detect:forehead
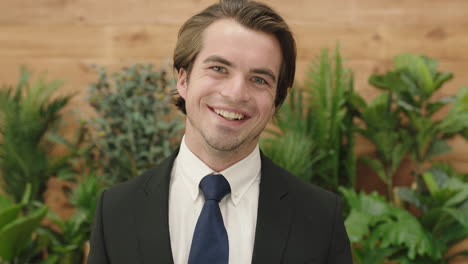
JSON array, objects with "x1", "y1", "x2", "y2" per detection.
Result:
[{"x1": 196, "y1": 19, "x2": 282, "y2": 75}]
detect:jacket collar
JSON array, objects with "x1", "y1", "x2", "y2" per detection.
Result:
[{"x1": 134, "y1": 150, "x2": 292, "y2": 264}]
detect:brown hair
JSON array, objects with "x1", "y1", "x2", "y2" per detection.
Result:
[{"x1": 172, "y1": 0, "x2": 296, "y2": 114}]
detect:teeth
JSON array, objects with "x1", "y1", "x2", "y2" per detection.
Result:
[{"x1": 214, "y1": 108, "x2": 246, "y2": 120}]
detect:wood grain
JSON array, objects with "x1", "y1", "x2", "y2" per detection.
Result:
[
  {"x1": 2, "y1": 24, "x2": 467, "y2": 62},
  {"x1": 1, "y1": 0, "x2": 467, "y2": 26}
]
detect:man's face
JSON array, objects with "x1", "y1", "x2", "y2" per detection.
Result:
[{"x1": 177, "y1": 19, "x2": 281, "y2": 158}]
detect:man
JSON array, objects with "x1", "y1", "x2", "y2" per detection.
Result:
[{"x1": 88, "y1": 0, "x2": 352, "y2": 263}]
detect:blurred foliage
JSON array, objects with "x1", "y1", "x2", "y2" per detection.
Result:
[
  {"x1": 37, "y1": 175, "x2": 105, "y2": 264},
  {"x1": 0, "y1": 184, "x2": 48, "y2": 263},
  {"x1": 86, "y1": 64, "x2": 184, "y2": 184},
  {"x1": 0, "y1": 68, "x2": 85, "y2": 203},
  {"x1": 396, "y1": 164, "x2": 468, "y2": 263},
  {"x1": 340, "y1": 187, "x2": 443, "y2": 264},
  {"x1": 369, "y1": 54, "x2": 468, "y2": 165},
  {"x1": 262, "y1": 47, "x2": 357, "y2": 190},
  {"x1": 345, "y1": 53, "x2": 468, "y2": 263},
  {"x1": 342, "y1": 163, "x2": 468, "y2": 263},
  {"x1": 351, "y1": 53, "x2": 468, "y2": 202}
]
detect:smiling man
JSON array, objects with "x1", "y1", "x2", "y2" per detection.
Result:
[{"x1": 88, "y1": 0, "x2": 352, "y2": 263}]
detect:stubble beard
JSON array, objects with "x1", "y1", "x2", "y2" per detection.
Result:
[{"x1": 186, "y1": 114, "x2": 261, "y2": 155}]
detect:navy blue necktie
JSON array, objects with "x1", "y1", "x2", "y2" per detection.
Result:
[{"x1": 188, "y1": 174, "x2": 231, "y2": 264}]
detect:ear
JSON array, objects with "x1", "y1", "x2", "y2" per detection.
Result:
[{"x1": 176, "y1": 68, "x2": 188, "y2": 100}]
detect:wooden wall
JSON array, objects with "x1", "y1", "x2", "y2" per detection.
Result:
[{"x1": 1, "y1": 0, "x2": 468, "y2": 174}]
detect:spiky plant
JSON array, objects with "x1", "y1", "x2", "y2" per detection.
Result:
[
  {"x1": 0, "y1": 68, "x2": 71, "y2": 203},
  {"x1": 262, "y1": 47, "x2": 357, "y2": 190}
]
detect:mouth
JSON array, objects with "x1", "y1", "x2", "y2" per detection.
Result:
[{"x1": 209, "y1": 106, "x2": 249, "y2": 121}]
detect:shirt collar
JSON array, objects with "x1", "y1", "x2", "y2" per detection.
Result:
[{"x1": 174, "y1": 136, "x2": 261, "y2": 206}]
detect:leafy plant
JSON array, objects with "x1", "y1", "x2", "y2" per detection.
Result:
[
  {"x1": 351, "y1": 92, "x2": 410, "y2": 202},
  {"x1": 369, "y1": 53, "x2": 468, "y2": 176},
  {"x1": 396, "y1": 164, "x2": 468, "y2": 263},
  {"x1": 37, "y1": 175, "x2": 105, "y2": 264},
  {"x1": 86, "y1": 64, "x2": 184, "y2": 184},
  {"x1": 0, "y1": 68, "x2": 74, "y2": 203},
  {"x1": 352, "y1": 53, "x2": 468, "y2": 202},
  {"x1": 0, "y1": 184, "x2": 48, "y2": 263},
  {"x1": 262, "y1": 47, "x2": 357, "y2": 189},
  {"x1": 340, "y1": 188, "x2": 444, "y2": 264}
]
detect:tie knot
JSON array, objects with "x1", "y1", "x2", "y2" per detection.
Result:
[{"x1": 199, "y1": 174, "x2": 231, "y2": 202}]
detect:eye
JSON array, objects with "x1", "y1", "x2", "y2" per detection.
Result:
[
  {"x1": 211, "y1": 66, "x2": 227, "y2": 73},
  {"x1": 251, "y1": 76, "x2": 268, "y2": 85}
]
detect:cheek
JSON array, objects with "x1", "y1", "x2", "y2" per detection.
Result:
[{"x1": 256, "y1": 93, "x2": 276, "y2": 117}]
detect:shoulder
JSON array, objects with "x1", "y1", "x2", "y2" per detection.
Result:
[
  {"x1": 100, "y1": 150, "x2": 177, "y2": 208},
  {"x1": 101, "y1": 167, "x2": 155, "y2": 202},
  {"x1": 261, "y1": 153, "x2": 341, "y2": 214}
]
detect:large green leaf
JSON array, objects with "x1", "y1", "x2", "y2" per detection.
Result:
[
  {"x1": 0, "y1": 195, "x2": 12, "y2": 211},
  {"x1": 443, "y1": 208, "x2": 468, "y2": 228},
  {"x1": 423, "y1": 139, "x2": 451, "y2": 161},
  {"x1": 445, "y1": 178, "x2": 468, "y2": 206},
  {"x1": 394, "y1": 54, "x2": 435, "y2": 96},
  {"x1": 341, "y1": 188, "x2": 443, "y2": 261},
  {"x1": 390, "y1": 141, "x2": 409, "y2": 175},
  {"x1": 369, "y1": 212, "x2": 439, "y2": 259},
  {"x1": 344, "y1": 210, "x2": 370, "y2": 242},
  {"x1": 0, "y1": 205, "x2": 47, "y2": 261},
  {"x1": 422, "y1": 171, "x2": 440, "y2": 195},
  {"x1": 439, "y1": 87, "x2": 468, "y2": 136},
  {"x1": 0, "y1": 204, "x2": 22, "y2": 229},
  {"x1": 397, "y1": 187, "x2": 422, "y2": 209},
  {"x1": 427, "y1": 96, "x2": 456, "y2": 117}
]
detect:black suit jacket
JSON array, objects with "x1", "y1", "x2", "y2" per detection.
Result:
[{"x1": 88, "y1": 151, "x2": 352, "y2": 264}]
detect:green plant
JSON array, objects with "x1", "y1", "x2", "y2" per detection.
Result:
[
  {"x1": 0, "y1": 68, "x2": 74, "y2": 203},
  {"x1": 369, "y1": 53, "x2": 468, "y2": 176},
  {"x1": 86, "y1": 64, "x2": 184, "y2": 184},
  {"x1": 340, "y1": 188, "x2": 444, "y2": 264},
  {"x1": 261, "y1": 47, "x2": 357, "y2": 190},
  {"x1": 351, "y1": 92, "x2": 410, "y2": 202},
  {"x1": 0, "y1": 184, "x2": 48, "y2": 263},
  {"x1": 353, "y1": 53, "x2": 468, "y2": 202},
  {"x1": 37, "y1": 211, "x2": 88, "y2": 264},
  {"x1": 37, "y1": 175, "x2": 105, "y2": 264},
  {"x1": 396, "y1": 164, "x2": 468, "y2": 263}
]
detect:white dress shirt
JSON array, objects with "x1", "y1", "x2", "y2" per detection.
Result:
[{"x1": 169, "y1": 136, "x2": 261, "y2": 264}]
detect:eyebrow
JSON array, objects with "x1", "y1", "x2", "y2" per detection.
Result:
[
  {"x1": 203, "y1": 55, "x2": 233, "y2": 67},
  {"x1": 203, "y1": 55, "x2": 277, "y2": 83}
]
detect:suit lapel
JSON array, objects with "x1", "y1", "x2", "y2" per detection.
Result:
[
  {"x1": 252, "y1": 153, "x2": 293, "y2": 263},
  {"x1": 134, "y1": 151, "x2": 178, "y2": 264}
]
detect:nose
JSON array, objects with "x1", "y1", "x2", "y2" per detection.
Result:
[{"x1": 220, "y1": 75, "x2": 250, "y2": 102}]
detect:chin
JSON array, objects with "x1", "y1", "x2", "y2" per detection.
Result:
[{"x1": 204, "y1": 136, "x2": 246, "y2": 153}]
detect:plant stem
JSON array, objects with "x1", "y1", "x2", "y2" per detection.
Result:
[{"x1": 385, "y1": 166, "x2": 394, "y2": 204}]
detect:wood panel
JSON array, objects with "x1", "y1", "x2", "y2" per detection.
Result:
[
  {"x1": 293, "y1": 24, "x2": 468, "y2": 61},
  {"x1": 1, "y1": 0, "x2": 468, "y2": 26},
  {"x1": 349, "y1": 0, "x2": 468, "y2": 25},
  {"x1": 0, "y1": 25, "x2": 178, "y2": 59},
  {"x1": 2, "y1": 24, "x2": 467, "y2": 61},
  {"x1": 0, "y1": 0, "x2": 217, "y2": 25}
]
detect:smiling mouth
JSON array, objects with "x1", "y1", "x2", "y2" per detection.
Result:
[{"x1": 212, "y1": 108, "x2": 247, "y2": 121}]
